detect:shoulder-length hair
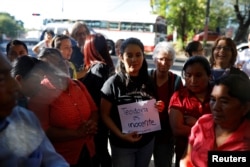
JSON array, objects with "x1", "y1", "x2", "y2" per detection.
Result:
[
  {"x1": 70, "y1": 21, "x2": 90, "y2": 40},
  {"x1": 83, "y1": 33, "x2": 114, "y2": 70},
  {"x1": 209, "y1": 36, "x2": 237, "y2": 67},
  {"x1": 51, "y1": 34, "x2": 70, "y2": 49}
]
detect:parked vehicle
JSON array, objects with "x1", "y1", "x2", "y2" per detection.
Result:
[{"x1": 193, "y1": 31, "x2": 220, "y2": 41}]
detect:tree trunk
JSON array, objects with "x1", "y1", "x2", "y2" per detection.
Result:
[{"x1": 233, "y1": 4, "x2": 250, "y2": 45}]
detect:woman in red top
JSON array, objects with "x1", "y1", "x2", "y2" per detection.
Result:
[
  {"x1": 168, "y1": 56, "x2": 212, "y2": 167},
  {"x1": 181, "y1": 74, "x2": 250, "y2": 167},
  {"x1": 37, "y1": 48, "x2": 98, "y2": 167}
]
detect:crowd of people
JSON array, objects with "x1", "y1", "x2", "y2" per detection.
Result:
[{"x1": 0, "y1": 21, "x2": 250, "y2": 167}]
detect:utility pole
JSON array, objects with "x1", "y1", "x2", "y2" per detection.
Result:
[
  {"x1": 62, "y1": 0, "x2": 64, "y2": 13},
  {"x1": 203, "y1": 0, "x2": 211, "y2": 46}
]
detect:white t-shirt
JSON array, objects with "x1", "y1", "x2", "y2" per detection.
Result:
[
  {"x1": 236, "y1": 48, "x2": 250, "y2": 65},
  {"x1": 236, "y1": 48, "x2": 250, "y2": 77}
]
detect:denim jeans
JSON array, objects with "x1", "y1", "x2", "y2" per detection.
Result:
[{"x1": 110, "y1": 138, "x2": 154, "y2": 167}]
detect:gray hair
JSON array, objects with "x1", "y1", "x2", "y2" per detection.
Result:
[
  {"x1": 69, "y1": 21, "x2": 89, "y2": 40},
  {"x1": 152, "y1": 41, "x2": 176, "y2": 62}
]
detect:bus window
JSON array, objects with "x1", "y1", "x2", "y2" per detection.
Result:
[
  {"x1": 93, "y1": 21, "x2": 101, "y2": 28},
  {"x1": 121, "y1": 22, "x2": 131, "y2": 31},
  {"x1": 144, "y1": 23, "x2": 154, "y2": 32},
  {"x1": 131, "y1": 23, "x2": 144, "y2": 32},
  {"x1": 109, "y1": 22, "x2": 119, "y2": 30},
  {"x1": 99, "y1": 21, "x2": 108, "y2": 29},
  {"x1": 84, "y1": 20, "x2": 93, "y2": 27}
]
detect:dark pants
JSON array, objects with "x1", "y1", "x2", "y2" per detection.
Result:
[
  {"x1": 92, "y1": 121, "x2": 112, "y2": 167},
  {"x1": 71, "y1": 146, "x2": 93, "y2": 167},
  {"x1": 174, "y1": 137, "x2": 188, "y2": 167}
]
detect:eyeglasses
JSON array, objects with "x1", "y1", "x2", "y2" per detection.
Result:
[
  {"x1": 214, "y1": 46, "x2": 231, "y2": 51},
  {"x1": 76, "y1": 31, "x2": 88, "y2": 37}
]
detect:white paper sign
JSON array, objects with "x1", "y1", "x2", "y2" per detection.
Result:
[{"x1": 117, "y1": 99, "x2": 161, "y2": 134}]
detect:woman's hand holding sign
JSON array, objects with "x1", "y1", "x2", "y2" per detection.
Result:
[
  {"x1": 155, "y1": 100, "x2": 165, "y2": 112},
  {"x1": 121, "y1": 132, "x2": 142, "y2": 143}
]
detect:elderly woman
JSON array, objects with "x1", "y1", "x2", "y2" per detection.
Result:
[
  {"x1": 180, "y1": 74, "x2": 250, "y2": 167},
  {"x1": 150, "y1": 41, "x2": 183, "y2": 167}
]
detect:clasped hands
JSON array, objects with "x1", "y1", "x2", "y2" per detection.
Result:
[{"x1": 77, "y1": 119, "x2": 98, "y2": 138}]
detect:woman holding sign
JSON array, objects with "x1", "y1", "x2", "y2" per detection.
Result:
[
  {"x1": 100, "y1": 37, "x2": 164, "y2": 167},
  {"x1": 150, "y1": 41, "x2": 183, "y2": 167}
]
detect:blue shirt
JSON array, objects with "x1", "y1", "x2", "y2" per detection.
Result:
[{"x1": 0, "y1": 106, "x2": 69, "y2": 167}]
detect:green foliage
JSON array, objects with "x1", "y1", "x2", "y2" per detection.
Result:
[
  {"x1": 151, "y1": 0, "x2": 237, "y2": 49},
  {"x1": 0, "y1": 12, "x2": 25, "y2": 39}
]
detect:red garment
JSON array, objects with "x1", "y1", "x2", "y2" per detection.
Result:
[
  {"x1": 168, "y1": 87, "x2": 211, "y2": 118},
  {"x1": 168, "y1": 87, "x2": 211, "y2": 166},
  {"x1": 189, "y1": 114, "x2": 250, "y2": 167},
  {"x1": 33, "y1": 78, "x2": 97, "y2": 164}
]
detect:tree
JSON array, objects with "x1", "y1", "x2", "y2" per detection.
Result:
[
  {"x1": 233, "y1": 0, "x2": 250, "y2": 44},
  {"x1": 0, "y1": 12, "x2": 24, "y2": 39},
  {"x1": 151, "y1": 0, "x2": 238, "y2": 49}
]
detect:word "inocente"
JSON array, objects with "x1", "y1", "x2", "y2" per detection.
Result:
[{"x1": 128, "y1": 118, "x2": 156, "y2": 128}]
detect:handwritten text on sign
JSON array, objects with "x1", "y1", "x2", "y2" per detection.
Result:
[{"x1": 118, "y1": 99, "x2": 161, "y2": 134}]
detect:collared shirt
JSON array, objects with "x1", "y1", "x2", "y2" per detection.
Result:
[
  {"x1": 168, "y1": 87, "x2": 211, "y2": 119},
  {"x1": 189, "y1": 114, "x2": 250, "y2": 167},
  {"x1": 0, "y1": 106, "x2": 69, "y2": 167},
  {"x1": 41, "y1": 78, "x2": 97, "y2": 164}
]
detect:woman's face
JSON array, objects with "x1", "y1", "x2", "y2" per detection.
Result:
[
  {"x1": 120, "y1": 44, "x2": 144, "y2": 76},
  {"x1": 18, "y1": 70, "x2": 44, "y2": 97},
  {"x1": 155, "y1": 51, "x2": 173, "y2": 73},
  {"x1": 75, "y1": 26, "x2": 89, "y2": 47},
  {"x1": 45, "y1": 32, "x2": 53, "y2": 41},
  {"x1": 115, "y1": 40, "x2": 124, "y2": 56},
  {"x1": 210, "y1": 84, "x2": 249, "y2": 128},
  {"x1": 59, "y1": 39, "x2": 72, "y2": 60},
  {"x1": 0, "y1": 55, "x2": 19, "y2": 119},
  {"x1": 184, "y1": 63, "x2": 210, "y2": 93},
  {"x1": 213, "y1": 39, "x2": 232, "y2": 68},
  {"x1": 7, "y1": 45, "x2": 28, "y2": 62}
]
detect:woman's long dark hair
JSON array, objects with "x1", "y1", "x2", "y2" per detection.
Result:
[{"x1": 119, "y1": 37, "x2": 149, "y2": 82}]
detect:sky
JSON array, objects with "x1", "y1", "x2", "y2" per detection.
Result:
[{"x1": 0, "y1": 0, "x2": 152, "y2": 29}]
